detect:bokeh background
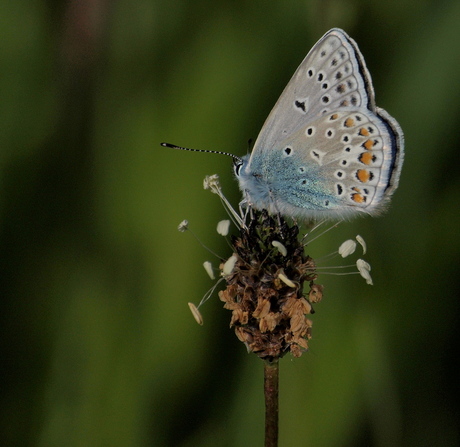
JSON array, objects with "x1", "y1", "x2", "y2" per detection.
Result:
[{"x1": 1, "y1": 1, "x2": 460, "y2": 446}]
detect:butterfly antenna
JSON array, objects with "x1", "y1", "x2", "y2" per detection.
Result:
[{"x1": 161, "y1": 142, "x2": 242, "y2": 163}]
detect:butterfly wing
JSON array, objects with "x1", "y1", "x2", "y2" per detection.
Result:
[
  {"x1": 247, "y1": 28, "x2": 376, "y2": 167},
  {"x1": 238, "y1": 28, "x2": 404, "y2": 219},
  {"x1": 248, "y1": 107, "x2": 404, "y2": 220}
]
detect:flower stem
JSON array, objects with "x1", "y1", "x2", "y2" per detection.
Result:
[{"x1": 264, "y1": 360, "x2": 279, "y2": 447}]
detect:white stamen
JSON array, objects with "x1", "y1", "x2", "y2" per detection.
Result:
[
  {"x1": 356, "y1": 259, "x2": 373, "y2": 285},
  {"x1": 272, "y1": 240, "x2": 287, "y2": 256},
  {"x1": 217, "y1": 220, "x2": 231, "y2": 236},
  {"x1": 302, "y1": 220, "x2": 342, "y2": 245},
  {"x1": 338, "y1": 239, "x2": 357, "y2": 257},
  {"x1": 222, "y1": 254, "x2": 238, "y2": 276},
  {"x1": 203, "y1": 261, "x2": 215, "y2": 279},
  {"x1": 197, "y1": 278, "x2": 225, "y2": 308},
  {"x1": 278, "y1": 272, "x2": 296, "y2": 288},
  {"x1": 177, "y1": 220, "x2": 189, "y2": 232},
  {"x1": 203, "y1": 175, "x2": 243, "y2": 228},
  {"x1": 356, "y1": 235, "x2": 367, "y2": 254},
  {"x1": 188, "y1": 302, "x2": 204, "y2": 325},
  {"x1": 203, "y1": 174, "x2": 221, "y2": 192}
]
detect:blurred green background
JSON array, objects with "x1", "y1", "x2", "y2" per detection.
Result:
[{"x1": 1, "y1": 0, "x2": 460, "y2": 446}]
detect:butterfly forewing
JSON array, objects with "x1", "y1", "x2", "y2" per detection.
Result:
[{"x1": 249, "y1": 29, "x2": 375, "y2": 164}]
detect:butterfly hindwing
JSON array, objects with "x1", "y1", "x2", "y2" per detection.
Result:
[{"x1": 251, "y1": 107, "x2": 401, "y2": 219}]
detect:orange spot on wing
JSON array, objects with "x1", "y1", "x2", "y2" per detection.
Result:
[
  {"x1": 344, "y1": 117, "x2": 355, "y2": 127},
  {"x1": 363, "y1": 139, "x2": 374, "y2": 150},
  {"x1": 359, "y1": 127, "x2": 370, "y2": 136},
  {"x1": 359, "y1": 152, "x2": 373, "y2": 165},
  {"x1": 356, "y1": 169, "x2": 370, "y2": 182},
  {"x1": 330, "y1": 113, "x2": 339, "y2": 120},
  {"x1": 351, "y1": 193, "x2": 365, "y2": 203}
]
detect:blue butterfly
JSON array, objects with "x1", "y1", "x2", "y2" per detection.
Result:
[{"x1": 164, "y1": 28, "x2": 404, "y2": 220}]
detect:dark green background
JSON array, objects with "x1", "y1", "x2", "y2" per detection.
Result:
[{"x1": 1, "y1": 1, "x2": 459, "y2": 446}]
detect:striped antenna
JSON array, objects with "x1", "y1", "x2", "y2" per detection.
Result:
[{"x1": 160, "y1": 142, "x2": 242, "y2": 163}]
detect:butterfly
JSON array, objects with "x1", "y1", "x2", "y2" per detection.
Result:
[{"x1": 163, "y1": 28, "x2": 404, "y2": 220}]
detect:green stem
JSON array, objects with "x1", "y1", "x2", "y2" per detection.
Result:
[{"x1": 264, "y1": 360, "x2": 279, "y2": 447}]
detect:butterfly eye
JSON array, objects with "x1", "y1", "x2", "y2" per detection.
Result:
[{"x1": 233, "y1": 160, "x2": 243, "y2": 176}]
